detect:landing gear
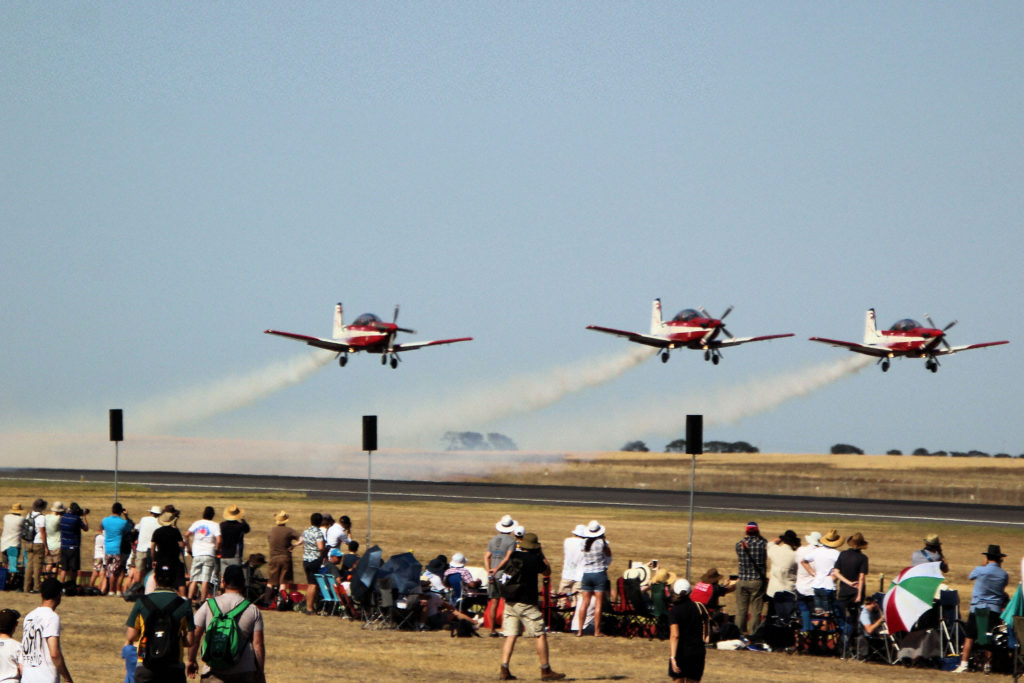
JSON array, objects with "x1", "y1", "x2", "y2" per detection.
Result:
[
  {"x1": 704, "y1": 350, "x2": 711, "y2": 361},
  {"x1": 338, "y1": 355, "x2": 348, "y2": 367},
  {"x1": 881, "y1": 360, "x2": 890, "y2": 372},
  {"x1": 661, "y1": 351, "x2": 670, "y2": 363},
  {"x1": 380, "y1": 355, "x2": 387, "y2": 365},
  {"x1": 390, "y1": 356, "x2": 399, "y2": 369},
  {"x1": 925, "y1": 359, "x2": 939, "y2": 373},
  {"x1": 711, "y1": 354, "x2": 720, "y2": 365}
]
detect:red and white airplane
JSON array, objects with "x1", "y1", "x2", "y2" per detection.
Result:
[
  {"x1": 586, "y1": 299, "x2": 794, "y2": 364},
  {"x1": 809, "y1": 309, "x2": 1009, "y2": 372},
  {"x1": 265, "y1": 303, "x2": 472, "y2": 369}
]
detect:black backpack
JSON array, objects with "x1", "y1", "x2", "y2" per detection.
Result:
[
  {"x1": 495, "y1": 555, "x2": 525, "y2": 600},
  {"x1": 20, "y1": 513, "x2": 37, "y2": 543},
  {"x1": 140, "y1": 595, "x2": 184, "y2": 664}
]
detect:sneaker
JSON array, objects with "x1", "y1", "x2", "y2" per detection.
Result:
[
  {"x1": 540, "y1": 668, "x2": 566, "y2": 681},
  {"x1": 473, "y1": 615, "x2": 484, "y2": 628},
  {"x1": 984, "y1": 663, "x2": 992, "y2": 674},
  {"x1": 499, "y1": 666, "x2": 517, "y2": 681},
  {"x1": 952, "y1": 661, "x2": 969, "y2": 674}
]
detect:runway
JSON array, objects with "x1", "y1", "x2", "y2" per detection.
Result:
[{"x1": 3, "y1": 468, "x2": 1022, "y2": 527}]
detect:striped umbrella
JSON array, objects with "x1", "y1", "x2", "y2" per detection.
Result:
[{"x1": 883, "y1": 561, "x2": 945, "y2": 633}]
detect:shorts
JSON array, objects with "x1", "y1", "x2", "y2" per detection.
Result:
[
  {"x1": 135, "y1": 663, "x2": 187, "y2": 682},
  {"x1": 487, "y1": 579, "x2": 502, "y2": 600},
  {"x1": 267, "y1": 555, "x2": 292, "y2": 587},
  {"x1": 965, "y1": 610, "x2": 1000, "y2": 640},
  {"x1": 189, "y1": 555, "x2": 219, "y2": 583},
  {"x1": 558, "y1": 578, "x2": 580, "y2": 596},
  {"x1": 93, "y1": 556, "x2": 104, "y2": 573},
  {"x1": 134, "y1": 550, "x2": 152, "y2": 573},
  {"x1": 303, "y1": 559, "x2": 322, "y2": 584},
  {"x1": 502, "y1": 602, "x2": 545, "y2": 638},
  {"x1": 104, "y1": 554, "x2": 126, "y2": 578},
  {"x1": 580, "y1": 570, "x2": 608, "y2": 593},
  {"x1": 60, "y1": 548, "x2": 81, "y2": 573}
]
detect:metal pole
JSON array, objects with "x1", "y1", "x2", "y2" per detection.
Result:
[
  {"x1": 687, "y1": 452, "x2": 695, "y2": 582},
  {"x1": 366, "y1": 450, "x2": 371, "y2": 546},
  {"x1": 114, "y1": 441, "x2": 119, "y2": 502}
]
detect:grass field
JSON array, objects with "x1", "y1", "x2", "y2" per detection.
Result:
[{"x1": 0, "y1": 472, "x2": 1020, "y2": 681}]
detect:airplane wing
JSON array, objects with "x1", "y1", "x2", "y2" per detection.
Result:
[
  {"x1": 585, "y1": 325, "x2": 671, "y2": 349},
  {"x1": 264, "y1": 329, "x2": 351, "y2": 353},
  {"x1": 808, "y1": 337, "x2": 892, "y2": 358},
  {"x1": 393, "y1": 337, "x2": 473, "y2": 352},
  {"x1": 712, "y1": 333, "x2": 795, "y2": 349},
  {"x1": 933, "y1": 340, "x2": 1009, "y2": 356}
]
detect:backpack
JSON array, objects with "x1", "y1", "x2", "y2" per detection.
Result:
[
  {"x1": 494, "y1": 555, "x2": 525, "y2": 600},
  {"x1": 20, "y1": 513, "x2": 37, "y2": 543},
  {"x1": 201, "y1": 597, "x2": 251, "y2": 670},
  {"x1": 140, "y1": 595, "x2": 184, "y2": 665}
]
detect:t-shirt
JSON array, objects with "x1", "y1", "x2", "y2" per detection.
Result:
[
  {"x1": 125, "y1": 589, "x2": 194, "y2": 668},
  {"x1": 31, "y1": 513, "x2": 45, "y2": 545},
  {"x1": 94, "y1": 532, "x2": 105, "y2": 560},
  {"x1": 834, "y1": 548, "x2": 869, "y2": 600},
  {"x1": 969, "y1": 562, "x2": 1009, "y2": 612},
  {"x1": 507, "y1": 550, "x2": 545, "y2": 605},
  {"x1": 669, "y1": 596, "x2": 708, "y2": 657},
  {"x1": 580, "y1": 538, "x2": 611, "y2": 574},
  {"x1": 268, "y1": 526, "x2": 299, "y2": 559},
  {"x1": 59, "y1": 513, "x2": 87, "y2": 550},
  {"x1": 44, "y1": 515, "x2": 61, "y2": 553},
  {"x1": 325, "y1": 523, "x2": 349, "y2": 550},
  {"x1": 767, "y1": 543, "x2": 797, "y2": 597},
  {"x1": 1, "y1": 514, "x2": 23, "y2": 552},
  {"x1": 0, "y1": 637, "x2": 22, "y2": 682},
  {"x1": 151, "y1": 526, "x2": 184, "y2": 566},
  {"x1": 193, "y1": 593, "x2": 263, "y2": 675},
  {"x1": 135, "y1": 516, "x2": 160, "y2": 553},
  {"x1": 301, "y1": 527, "x2": 325, "y2": 563},
  {"x1": 487, "y1": 533, "x2": 516, "y2": 571},
  {"x1": 808, "y1": 545, "x2": 840, "y2": 591},
  {"x1": 20, "y1": 605, "x2": 60, "y2": 683},
  {"x1": 187, "y1": 520, "x2": 221, "y2": 557},
  {"x1": 219, "y1": 520, "x2": 250, "y2": 559},
  {"x1": 103, "y1": 515, "x2": 132, "y2": 555},
  {"x1": 562, "y1": 536, "x2": 584, "y2": 581},
  {"x1": 794, "y1": 544, "x2": 817, "y2": 597}
]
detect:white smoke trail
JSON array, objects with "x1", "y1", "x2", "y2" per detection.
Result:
[
  {"x1": 390, "y1": 346, "x2": 656, "y2": 440},
  {"x1": 131, "y1": 350, "x2": 335, "y2": 433},
  {"x1": 511, "y1": 355, "x2": 874, "y2": 449}
]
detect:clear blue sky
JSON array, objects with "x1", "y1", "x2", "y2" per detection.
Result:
[{"x1": 2, "y1": 3, "x2": 1021, "y2": 473}]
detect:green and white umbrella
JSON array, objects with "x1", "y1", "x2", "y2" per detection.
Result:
[{"x1": 883, "y1": 561, "x2": 944, "y2": 633}]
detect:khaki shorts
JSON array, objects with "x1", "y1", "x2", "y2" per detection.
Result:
[
  {"x1": 502, "y1": 602, "x2": 545, "y2": 638},
  {"x1": 189, "y1": 555, "x2": 219, "y2": 583},
  {"x1": 267, "y1": 555, "x2": 292, "y2": 587}
]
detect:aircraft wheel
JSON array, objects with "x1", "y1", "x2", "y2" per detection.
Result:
[
  {"x1": 381, "y1": 355, "x2": 387, "y2": 365},
  {"x1": 704, "y1": 350, "x2": 710, "y2": 361},
  {"x1": 928, "y1": 362, "x2": 938, "y2": 373},
  {"x1": 711, "y1": 355, "x2": 720, "y2": 365},
  {"x1": 390, "y1": 357, "x2": 398, "y2": 369},
  {"x1": 661, "y1": 352, "x2": 670, "y2": 364},
  {"x1": 339, "y1": 356, "x2": 347, "y2": 367},
  {"x1": 881, "y1": 361, "x2": 890, "y2": 372}
]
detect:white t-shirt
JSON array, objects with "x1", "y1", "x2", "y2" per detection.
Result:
[
  {"x1": 562, "y1": 536, "x2": 584, "y2": 581},
  {"x1": 326, "y1": 523, "x2": 349, "y2": 550},
  {"x1": 187, "y1": 520, "x2": 221, "y2": 557},
  {"x1": 32, "y1": 513, "x2": 45, "y2": 546},
  {"x1": 0, "y1": 637, "x2": 21, "y2": 682},
  {"x1": 808, "y1": 545, "x2": 840, "y2": 591},
  {"x1": 20, "y1": 605, "x2": 60, "y2": 683},
  {"x1": 767, "y1": 543, "x2": 797, "y2": 596},
  {"x1": 794, "y1": 544, "x2": 817, "y2": 597},
  {"x1": 135, "y1": 515, "x2": 160, "y2": 551},
  {"x1": 93, "y1": 532, "x2": 105, "y2": 560},
  {"x1": 0, "y1": 514, "x2": 21, "y2": 553}
]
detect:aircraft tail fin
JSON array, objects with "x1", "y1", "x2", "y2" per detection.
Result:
[
  {"x1": 863, "y1": 309, "x2": 880, "y2": 344},
  {"x1": 333, "y1": 303, "x2": 345, "y2": 339},
  {"x1": 650, "y1": 298, "x2": 663, "y2": 335}
]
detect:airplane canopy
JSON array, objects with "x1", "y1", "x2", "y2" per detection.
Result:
[
  {"x1": 890, "y1": 318, "x2": 921, "y2": 332},
  {"x1": 671, "y1": 309, "x2": 703, "y2": 323},
  {"x1": 352, "y1": 313, "x2": 382, "y2": 326}
]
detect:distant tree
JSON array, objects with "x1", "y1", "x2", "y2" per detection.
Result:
[
  {"x1": 830, "y1": 443, "x2": 864, "y2": 455},
  {"x1": 968, "y1": 450, "x2": 990, "y2": 458},
  {"x1": 665, "y1": 439, "x2": 687, "y2": 453},
  {"x1": 932, "y1": 450, "x2": 948, "y2": 456},
  {"x1": 486, "y1": 433, "x2": 518, "y2": 450},
  {"x1": 994, "y1": 453, "x2": 1011, "y2": 459},
  {"x1": 621, "y1": 440, "x2": 649, "y2": 453},
  {"x1": 912, "y1": 448, "x2": 930, "y2": 456},
  {"x1": 729, "y1": 441, "x2": 760, "y2": 454},
  {"x1": 887, "y1": 449, "x2": 902, "y2": 455}
]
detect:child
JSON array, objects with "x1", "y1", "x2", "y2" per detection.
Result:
[
  {"x1": 121, "y1": 641, "x2": 137, "y2": 683},
  {"x1": 90, "y1": 530, "x2": 105, "y2": 588},
  {"x1": 0, "y1": 608, "x2": 22, "y2": 681}
]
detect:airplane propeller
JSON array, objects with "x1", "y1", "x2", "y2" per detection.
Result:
[
  {"x1": 371, "y1": 305, "x2": 417, "y2": 334},
  {"x1": 699, "y1": 305, "x2": 735, "y2": 338},
  {"x1": 925, "y1": 315, "x2": 956, "y2": 350}
]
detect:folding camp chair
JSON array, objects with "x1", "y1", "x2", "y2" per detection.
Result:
[
  {"x1": 314, "y1": 574, "x2": 341, "y2": 616},
  {"x1": 618, "y1": 577, "x2": 659, "y2": 638},
  {"x1": 765, "y1": 591, "x2": 799, "y2": 652},
  {"x1": 937, "y1": 589, "x2": 962, "y2": 657}
]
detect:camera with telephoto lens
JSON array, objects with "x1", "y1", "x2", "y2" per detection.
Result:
[{"x1": 69, "y1": 502, "x2": 89, "y2": 516}]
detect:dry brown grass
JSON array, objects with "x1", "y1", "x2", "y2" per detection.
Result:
[
  {"x1": 471, "y1": 451, "x2": 1024, "y2": 506},
  {"x1": 1, "y1": 478, "x2": 1020, "y2": 681}
]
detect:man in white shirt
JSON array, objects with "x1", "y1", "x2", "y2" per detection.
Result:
[
  {"x1": 129, "y1": 505, "x2": 162, "y2": 585},
  {"x1": 21, "y1": 578, "x2": 73, "y2": 683},
  {"x1": 558, "y1": 525, "x2": 586, "y2": 608},
  {"x1": 794, "y1": 531, "x2": 820, "y2": 630},
  {"x1": 803, "y1": 528, "x2": 843, "y2": 620},
  {"x1": 185, "y1": 506, "x2": 221, "y2": 604}
]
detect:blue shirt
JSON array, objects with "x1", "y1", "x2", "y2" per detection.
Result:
[
  {"x1": 102, "y1": 515, "x2": 131, "y2": 555},
  {"x1": 968, "y1": 562, "x2": 1008, "y2": 612},
  {"x1": 121, "y1": 643, "x2": 137, "y2": 683},
  {"x1": 59, "y1": 513, "x2": 86, "y2": 549}
]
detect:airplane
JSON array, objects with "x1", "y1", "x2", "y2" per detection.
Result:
[
  {"x1": 265, "y1": 303, "x2": 472, "y2": 369},
  {"x1": 809, "y1": 309, "x2": 1009, "y2": 372},
  {"x1": 585, "y1": 299, "x2": 794, "y2": 364}
]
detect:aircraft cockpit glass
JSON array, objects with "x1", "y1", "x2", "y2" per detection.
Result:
[
  {"x1": 672, "y1": 309, "x2": 702, "y2": 322},
  {"x1": 890, "y1": 319, "x2": 920, "y2": 332},
  {"x1": 353, "y1": 313, "x2": 381, "y2": 326}
]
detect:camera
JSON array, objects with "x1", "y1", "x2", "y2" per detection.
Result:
[{"x1": 69, "y1": 502, "x2": 89, "y2": 516}]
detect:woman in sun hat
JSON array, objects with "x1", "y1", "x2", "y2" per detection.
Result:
[
  {"x1": 807, "y1": 529, "x2": 842, "y2": 618},
  {"x1": 1, "y1": 503, "x2": 25, "y2": 571},
  {"x1": 575, "y1": 520, "x2": 612, "y2": 637}
]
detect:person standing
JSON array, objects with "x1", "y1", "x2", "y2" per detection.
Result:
[
  {"x1": 734, "y1": 521, "x2": 767, "y2": 636},
  {"x1": 219, "y1": 505, "x2": 250, "y2": 569},
  {"x1": 24, "y1": 499, "x2": 48, "y2": 594},
  {"x1": 954, "y1": 544, "x2": 1009, "y2": 674},
  {"x1": 794, "y1": 531, "x2": 821, "y2": 631},
  {"x1": 188, "y1": 565, "x2": 265, "y2": 683},
  {"x1": 131, "y1": 506, "x2": 162, "y2": 584},
  {"x1": 832, "y1": 532, "x2": 869, "y2": 654},
  {"x1": 57, "y1": 503, "x2": 89, "y2": 585},
  {"x1": 2, "y1": 503, "x2": 25, "y2": 573},
  {"x1": 484, "y1": 514, "x2": 518, "y2": 638},
  {"x1": 43, "y1": 503, "x2": 64, "y2": 579},
  {"x1": 558, "y1": 525, "x2": 586, "y2": 608},
  {"x1": 911, "y1": 534, "x2": 948, "y2": 572},
  {"x1": 300, "y1": 513, "x2": 326, "y2": 584},
  {"x1": 20, "y1": 578, "x2": 73, "y2": 683},
  {"x1": 576, "y1": 520, "x2": 612, "y2": 637},
  {"x1": 265, "y1": 511, "x2": 299, "y2": 606},
  {"x1": 767, "y1": 530, "x2": 799, "y2": 599},
  {"x1": 0, "y1": 608, "x2": 22, "y2": 681},
  {"x1": 499, "y1": 533, "x2": 564, "y2": 681},
  {"x1": 101, "y1": 503, "x2": 132, "y2": 596},
  {"x1": 185, "y1": 507, "x2": 221, "y2": 604},
  {"x1": 805, "y1": 528, "x2": 842, "y2": 620},
  {"x1": 151, "y1": 510, "x2": 187, "y2": 595},
  {"x1": 125, "y1": 565, "x2": 194, "y2": 683},
  {"x1": 668, "y1": 579, "x2": 709, "y2": 682}
]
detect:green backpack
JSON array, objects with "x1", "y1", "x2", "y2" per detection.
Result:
[{"x1": 201, "y1": 598, "x2": 251, "y2": 670}]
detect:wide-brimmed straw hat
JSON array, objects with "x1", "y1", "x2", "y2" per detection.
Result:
[
  {"x1": 50, "y1": 502, "x2": 65, "y2": 513},
  {"x1": 652, "y1": 567, "x2": 678, "y2": 586},
  {"x1": 924, "y1": 534, "x2": 941, "y2": 548},
  {"x1": 585, "y1": 520, "x2": 606, "y2": 538},
  {"x1": 624, "y1": 565, "x2": 651, "y2": 583},
  {"x1": 224, "y1": 504, "x2": 244, "y2": 520},
  {"x1": 274, "y1": 510, "x2": 290, "y2": 526},
  {"x1": 157, "y1": 511, "x2": 177, "y2": 526},
  {"x1": 495, "y1": 515, "x2": 517, "y2": 533},
  {"x1": 847, "y1": 532, "x2": 868, "y2": 549},
  {"x1": 9, "y1": 503, "x2": 24, "y2": 514},
  {"x1": 821, "y1": 529, "x2": 843, "y2": 548}
]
